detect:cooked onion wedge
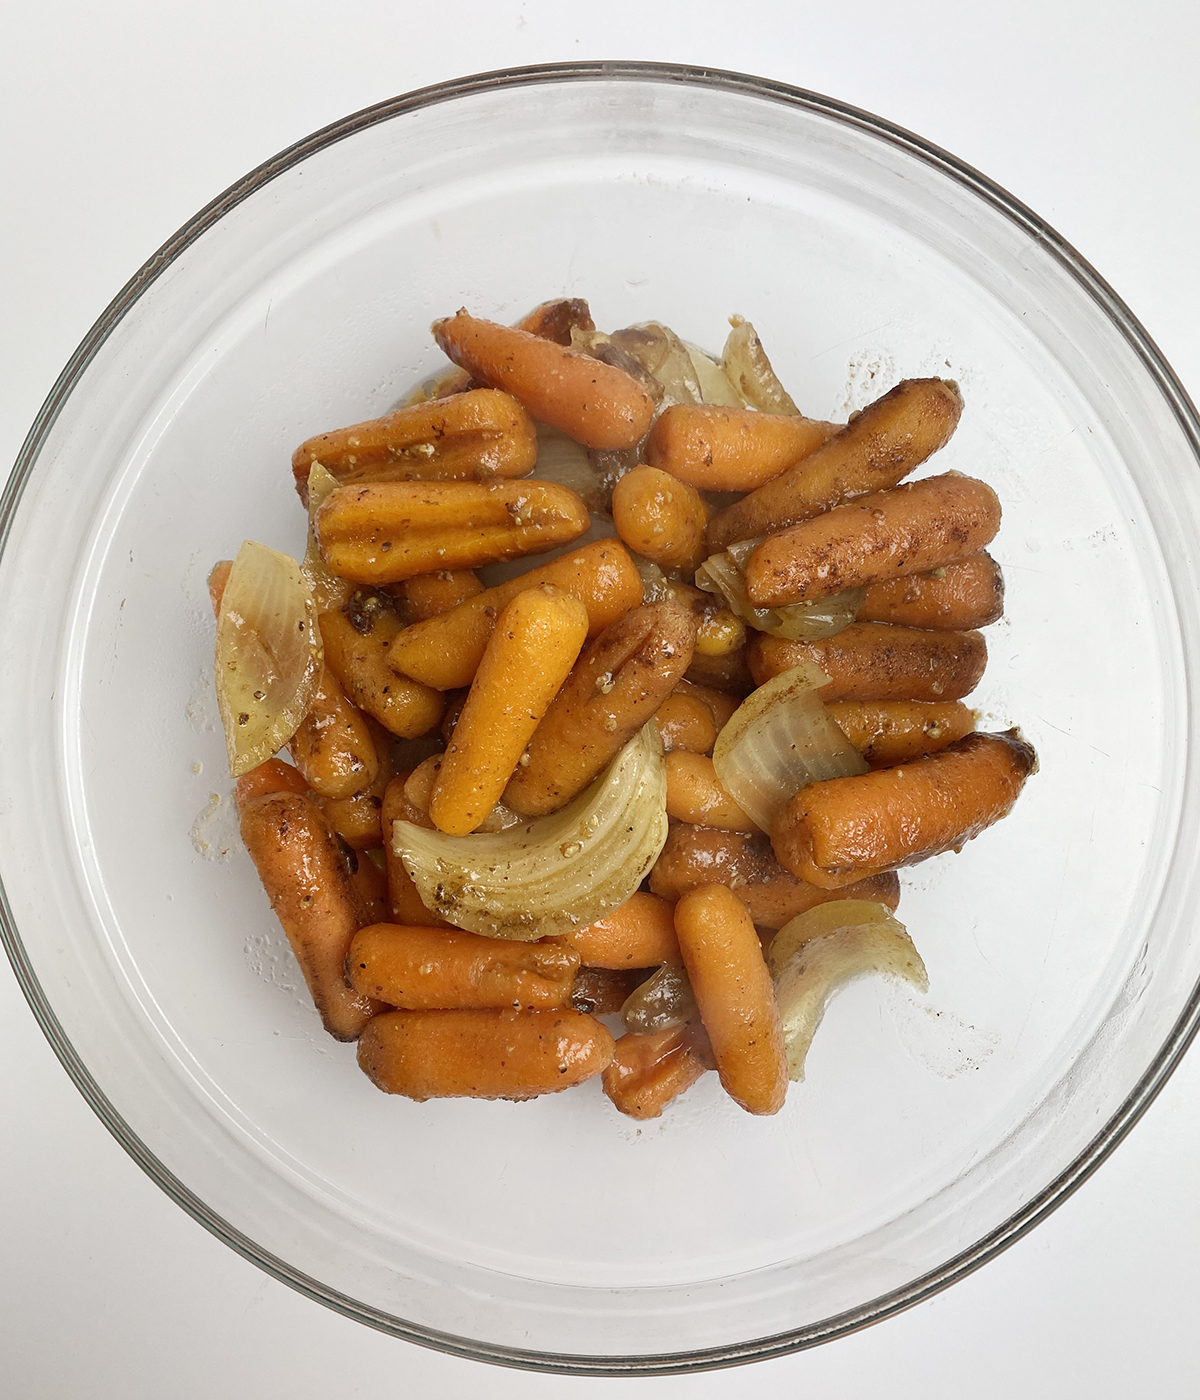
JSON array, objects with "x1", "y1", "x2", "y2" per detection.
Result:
[
  {"x1": 721, "y1": 316, "x2": 799, "y2": 415},
  {"x1": 214, "y1": 539, "x2": 322, "y2": 777},
  {"x1": 696, "y1": 548, "x2": 864, "y2": 642},
  {"x1": 769, "y1": 901, "x2": 928, "y2": 1080},
  {"x1": 621, "y1": 960, "x2": 698, "y2": 1034},
  {"x1": 301, "y1": 462, "x2": 354, "y2": 612},
  {"x1": 394, "y1": 723, "x2": 668, "y2": 940}
]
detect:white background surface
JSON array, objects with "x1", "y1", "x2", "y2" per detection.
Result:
[{"x1": 3, "y1": 3, "x2": 1199, "y2": 1395}]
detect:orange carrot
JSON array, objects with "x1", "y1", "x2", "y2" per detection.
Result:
[
  {"x1": 654, "y1": 692, "x2": 719, "y2": 754},
  {"x1": 560, "y1": 892, "x2": 680, "y2": 968},
  {"x1": 857, "y1": 551, "x2": 1004, "y2": 630},
  {"x1": 602, "y1": 1023, "x2": 714, "y2": 1119},
  {"x1": 611, "y1": 465, "x2": 709, "y2": 570},
  {"x1": 827, "y1": 699, "x2": 977, "y2": 766},
  {"x1": 234, "y1": 757, "x2": 310, "y2": 809},
  {"x1": 646, "y1": 404, "x2": 838, "y2": 491},
  {"x1": 664, "y1": 752, "x2": 756, "y2": 831}
]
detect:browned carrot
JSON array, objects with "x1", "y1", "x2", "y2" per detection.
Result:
[
  {"x1": 347, "y1": 923, "x2": 580, "y2": 1010},
  {"x1": 315, "y1": 479, "x2": 590, "y2": 586},
  {"x1": 602, "y1": 1023, "x2": 714, "y2": 1120},
  {"x1": 744, "y1": 473, "x2": 1001, "y2": 607},
  {"x1": 288, "y1": 665, "x2": 380, "y2": 799},
  {"x1": 673, "y1": 678, "x2": 740, "y2": 732},
  {"x1": 747, "y1": 623, "x2": 987, "y2": 703},
  {"x1": 857, "y1": 551, "x2": 1004, "y2": 630},
  {"x1": 319, "y1": 604, "x2": 445, "y2": 738},
  {"x1": 390, "y1": 569, "x2": 483, "y2": 622},
  {"x1": 349, "y1": 851, "x2": 390, "y2": 926},
  {"x1": 559, "y1": 892, "x2": 680, "y2": 968},
  {"x1": 380, "y1": 775, "x2": 453, "y2": 927},
  {"x1": 357, "y1": 1007, "x2": 615, "y2": 1100},
  {"x1": 673, "y1": 884, "x2": 788, "y2": 1115},
  {"x1": 386, "y1": 540, "x2": 644, "y2": 691},
  {"x1": 430, "y1": 585, "x2": 589, "y2": 835},
  {"x1": 611, "y1": 465, "x2": 709, "y2": 571},
  {"x1": 650, "y1": 823, "x2": 900, "y2": 928},
  {"x1": 234, "y1": 757, "x2": 310, "y2": 809},
  {"x1": 654, "y1": 693, "x2": 718, "y2": 754},
  {"x1": 707, "y1": 377, "x2": 964, "y2": 550},
  {"x1": 646, "y1": 404, "x2": 839, "y2": 491},
  {"x1": 664, "y1": 752, "x2": 757, "y2": 831},
  {"x1": 827, "y1": 699, "x2": 977, "y2": 766},
  {"x1": 683, "y1": 645, "x2": 756, "y2": 696},
  {"x1": 290, "y1": 388, "x2": 538, "y2": 495},
  {"x1": 771, "y1": 729, "x2": 1037, "y2": 888},
  {"x1": 570, "y1": 966, "x2": 647, "y2": 1015},
  {"x1": 503, "y1": 600, "x2": 696, "y2": 817},
  {"x1": 314, "y1": 718, "x2": 395, "y2": 850},
  {"x1": 515, "y1": 297, "x2": 595, "y2": 344},
  {"x1": 666, "y1": 581, "x2": 746, "y2": 658},
  {"x1": 239, "y1": 791, "x2": 382, "y2": 1040},
  {"x1": 433, "y1": 310, "x2": 657, "y2": 451}
]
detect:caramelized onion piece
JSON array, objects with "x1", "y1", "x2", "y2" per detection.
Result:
[
  {"x1": 721, "y1": 316, "x2": 799, "y2": 415},
  {"x1": 620, "y1": 960, "x2": 698, "y2": 1034}
]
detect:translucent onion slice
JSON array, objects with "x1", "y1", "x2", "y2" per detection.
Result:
[
  {"x1": 607, "y1": 322, "x2": 702, "y2": 407},
  {"x1": 696, "y1": 550, "x2": 864, "y2": 642},
  {"x1": 712, "y1": 663, "x2": 869, "y2": 832},
  {"x1": 631, "y1": 554, "x2": 675, "y2": 604},
  {"x1": 721, "y1": 315, "x2": 800, "y2": 415},
  {"x1": 215, "y1": 539, "x2": 322, "y2": 777},
  {"x1": 394, "y1": 723, "x2": 668, "y2": 940},
  {"x1": 684, "y1": 343, "x2": 745, "y2": 407},
  {"x1": 531, "y1": 424, "x2": 611, "y2": 513},
  {"x1": 769, "y1": 902, "x2": 928, "y2": 1080},
  {"x1": 301, "y1": 462, "x2": 354, "y2": 613},
  {"x1": 621, "y1": 960, "x2": 698, "y2": 1034}
]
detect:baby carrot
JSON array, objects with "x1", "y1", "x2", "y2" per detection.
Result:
[
  {"x1": 611, "y1": 464, "x2": 709, "y2": 570},
  {"x1": 664, "y1": 752, "x2": 757, "y2": 831},
  {"x1": 771, "y1": 729, "x2": 1038, "y2": 888},
  {"x1": 433, "y1": 309, "x2": 657, "y2": 451},
  {"x1": 391, "y1": 569, "x2": 483, "y2": 622},
  {"x1": 602, "y1": 1023, "x2": 714, "y2": 1120},
  {"x1": 234, "y1": 757, "x2": 310, "y2": 808},
  {"x1": 429, "y1": 585, "x2": 589, "y2": 835},
  {"x1": 357, "y1": 1006, "x2": 615, "y2": 1101},
  {"x1": 827, "y1": 699, "x2": 977, "y2": 766},
  {"x1": 318, "y1": 605, "x2": 445, "y2": 738},
  {"x1": 570, "y1": 967, "x2": 646, "y2": 1015},
  {"x1": 645, "y1": 404, "x2": 838, "y2": 491},
  {"x1": 673, "y1": 884, "x2": 788, "y2": 1115},
  {"x1": 654, "y1": 692, "x2": 719, "y2": 754},
  {"x1": 744, "y1": 473, "x2": 1001, "y2": 607},
  {"x1": 560, "y1": 892, "x2": 680, "y2": 968},
  {"x1": 288, "y1": 665, "x2": 380, "y2": 799},
  {"x1": 515, "y1": 297, "x2": 595, "y2": 344},
  {"x1": 856, "y1": 551, "x2": 1004, "y2": 630}
]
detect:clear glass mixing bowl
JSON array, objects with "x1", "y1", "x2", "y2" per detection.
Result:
[{"x1": 3, "y1": 63, "x2": 1199, "y2": 1374}]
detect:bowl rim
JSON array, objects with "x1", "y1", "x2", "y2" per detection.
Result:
[{"x1": 3, "y1": 59, "x2": 1200, "y2": 1376}]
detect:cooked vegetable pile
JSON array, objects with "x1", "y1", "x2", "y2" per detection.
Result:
[{"x1": 210, "y1": 298, "x2": 1035, "y2": 1118}]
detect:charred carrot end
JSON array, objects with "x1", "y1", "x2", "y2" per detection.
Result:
[
  {"x1": 347, "y1": 923, "x2": 580, "y2": 1011},
  {"x1": 655, "y1": 693, "x2": 719, "y2": 755},
  {"x1": 386, "y1": 540, "x2": 644, "y2": 691},
  {"x1": 649, "y1": 822, "x2": 900, "y2": 928},
  {"x1": 857, "y1": 551, "x2": 1004, "y2": 630},
  {"x1": 646, "y1": 404, "x2": 838, "y2": 492},
  {"x1": 562, "y1": 892, "x2": 680, "y2": 968},
  {"x1": 207, "y1": 560, "x2": 233, "y2": 616},
  {"x1": 392, "y1": 570, "x2": 483, "y2": 622},
  {"x1": 238, "y1": 792, "x2": 382, "y2": 1040},
  {"x1": 664, "y1": 751, "x2": 757, "y2": 831},
  {"x1": 747, "y1": 623, "x2": 987, "y2": 703},
  {"x1": 827, "y1": 698, "x2": 977, "y2": 766},
  {"x1": 433, "y1": 310, "x2": 656, "y2": 451},
  {"x1": 515, "y1": 297, "x2": 595, "y2": 344},
  {"x1": 744, "y1": 473, "x2": 1001, "y2": 607},
  {"x1": 315, "y1": 479, "x2": 590, "y2": 586},
  {"x1": 611, "y1": 465, "x2": 709, "y2": 571},
  {"x1": 673, "y1": 884, "x2": 788, "y2": 1115},
  {"x1": 503, "y1": 600, "x2": 696, "y2": 817},
  {"x1": 602, "y1": 1023, "x2": 714, "y2": 1120},
  {"x1": 357, "y1": 1007, "x2": 615, "y2": 1101},
  {"x1": 771, "y1": 729, "x2": 1037, "y2": 888},
  {"x1": 234, "y1": 757, "x2": 310, "y2": 809},
  {"x1": 707, "y1": 377, "x2": 964, "y2": 551},
  {"x1": 430, "y1": 585, "x2": 589, "y2": 835},
  {"x1": 290, "y1": 387, "x2": 538, "y2": 493}
]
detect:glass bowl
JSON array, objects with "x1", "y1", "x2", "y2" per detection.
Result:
[{"x1": 3, "y1": 63, "x2": 1200, "y2": 1375}]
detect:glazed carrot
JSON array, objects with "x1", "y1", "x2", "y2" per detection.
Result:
[
  {"x1": 380, "y1": 775, "x2": 452, "y2": 926},
  {"x1": 664, "y1": 752, "x2": 757, "y2": 831},
  {"x1": 744, "y1": 473, "x2": 1001, "y2": 607},
  {"x1": 315, "y1": 479, "x2": 590, "y2": 586},
  {"x1": 747, "y1": 623, "x2": 987, "y2": 702},
  {"x1": 570, "y1": 966, "x2": 646, "y2": 1015},
  {"x1": 646, "y1": 404, "x2": 838, "y2": 491},
  {"x1": 433, "y1": 309, "x2": 657, "y2": 451},
  {"x1": 827, "y1": 699, "x2": 977, "y2": 766},
  {"x1": 238, "y1": 791, "x2": 382, "y2": 1040},
  {"x1": 287, "y1": 665, "x2": 380, "y2": 799},
  {"x1": 673, "y1": 884, "x2": 788, "y2": 1115},
  {"x1": 386, "y1": 540, "x2": 643, "y2": 690},
  {"x1": 349, "y1": 850, "x2": 390, "y2": 925},
  {"x1": 234, "y1": 757, "x2": 310, "y2": 809},
  {"x1": 602, "y1": 1023, "x2": 715, "y2": 1120},
  {"x1": 611, "y1": 465, "x2": 709, "y2": 571},
  {"x1": 290, "y1": 388, "x2": 538, "y2": 495},
  {"x1": 684, "y1": 645, "x2": 756, "y2": 697},
  {"x1": 560, "y1": 892, "x2": 680, "y2": 968},
  {"x1": 650, "y1": 823, "x2": 900, "y2": 928},
  {"x1": 347, "y1": 923, "x2": 580, "y2": 1010},
  {"x1": 654, "y1": 693, "x2": 718, "y2": 754},
  {"x1": 318, "y1": 605, "x2": 445, "y2": 738},
  {"x1": 504, "y1": 600, "x2": 696, "y2": 817},
  {"x1": 667, "y1": 581, "x2": 746, "y2": 658},
  {"x1": 315, "y1": 718, "x2": 395, "y2": 850},
  {"x1": 672, "y1": 678, "x2": 740, "y2": 732},
  {"x1": 857, "y1": 551, "x2": 1004, "y2": 630},
  {"x1": 430, "y1": 585, "x2": 589, "y2": 835},
  {"x1": 357, "y1": 1007, "x2": 615, "y2": 1101},
  {"x1": 707, "y1": 378, "x2": 964, "y2": 550},
  {"x1": 391, "y1": 569, "x2": 483, "y2": 622},
  {"x1": 771, "y1": 729, "x2": 1038, "y2": 889},
  {"x1": 515, "y1": 297, "x2": 595, "y2": 344}
]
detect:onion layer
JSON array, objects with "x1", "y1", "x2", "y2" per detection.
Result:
[
  {"x1": 394, "y1": 723, "x2": 668, "y2": 940},
  {"x1": 768, "y1": 902, "x2": 928, "y2": 1080},
  {"x1": 215, "y1": 539, "x2": 322, "y2": 777},
  {"x1": 696, "y1": 548, "x2": 864, "y2": 641},
  {"x1": 721, "y1": 316, "x2": 799, "y2": 415},
  {"x1": 301, "y1": 462, "x2": 354, "y2": 612},
  {"x1": 712, "y1": 663, "x2": 868, "y2": 832},
  {"x1": 621, "y1": 961, "x2": 698, "y2": 1034}
]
